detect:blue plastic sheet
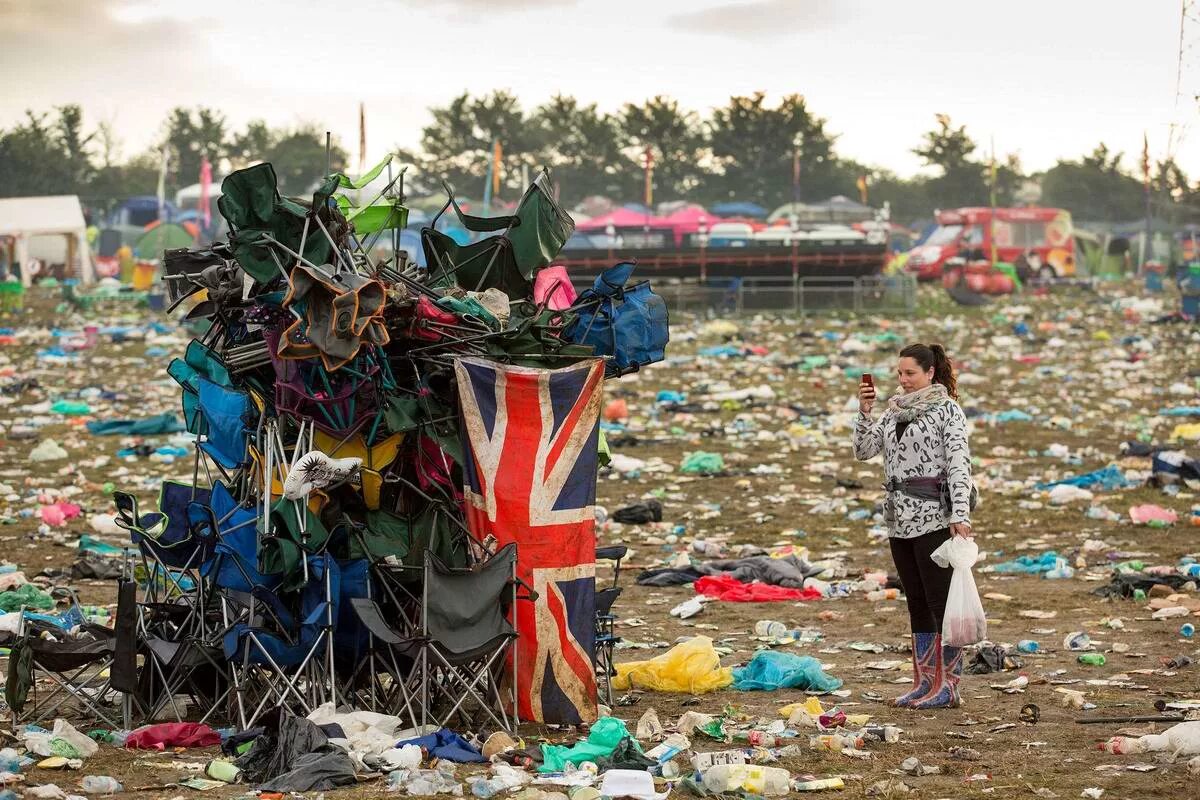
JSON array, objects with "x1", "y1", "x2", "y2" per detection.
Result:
[
  {"x1": 731, "y1": 651, "x2": 842, "y2": 693},
  {"x1": 1159, "y1": 406, "x2": 1200, "y2": 417},
  {"x1": 992, "y1": 551, "x2": 1061, "y2": 574},
  {"x1": 86, "y1": 413, "x2": 184, "y2": 436},
  {"x1": 1036, "y1": 465, "x2": 1130, "y2": 492}
]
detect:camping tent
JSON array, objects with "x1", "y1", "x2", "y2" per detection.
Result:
[{"x1": 0, "y1": 196, "x2": 96, "y2": 286}]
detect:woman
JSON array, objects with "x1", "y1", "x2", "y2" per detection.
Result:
[{"x1": 853, "y1": 343, "x2": 973, "y2": 709}]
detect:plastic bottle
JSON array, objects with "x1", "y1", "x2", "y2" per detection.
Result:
[
  {"x1": 809, "y1": 733, "x2": 864, "y2": 751},
  {"x1": 866, "y1": 588, "x2": 899, "y2": 601},
  {"x1": 735, "y1": 730, "x2": 778, "y2": 747},
  {"x1": 1078, "y1": 653, "x2": 1106, "y2": 666},
  {"x1": 753, "y1": 621, "x2": 787, "y2": 638},
  {"x1": 81, "y1": 776, "x2": 124, "y2": 794},
  {"x1": 1182, "y1": 624, "x2": 1196, "y2": 638},
  {"x1": 701, "y1": 764, "x2": 791, "y2": 796},
  {"x1": 1017, "y1": 640, "x2": 1040, "y2": 653},
  {"x1": 860, "y1": 725, "x2": 901, "y2": 743}
]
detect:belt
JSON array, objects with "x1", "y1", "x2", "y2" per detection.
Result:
[{"x1": 884, "y1": 476, "x2": 945, "y2": 493}]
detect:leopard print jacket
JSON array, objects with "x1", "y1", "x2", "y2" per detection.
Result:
[{"x1": 852, "y1": 401, "x2": 972, "y2": 539}]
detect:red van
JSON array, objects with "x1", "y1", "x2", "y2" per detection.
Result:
[{"x1": 906, "y1": 207, "x2": 1076, "y2": 281}]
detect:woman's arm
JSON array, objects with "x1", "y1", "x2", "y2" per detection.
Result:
[
  {"x1": 852, "y1": 410, "x2": 886, "y2": 461},
  {"x1": 944, "y1": 404, "x2": 972, "y2": 524}
]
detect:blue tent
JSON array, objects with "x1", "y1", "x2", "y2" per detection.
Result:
[{"x1": 712, "y1": 202, "x2": 767, "y2": 218}]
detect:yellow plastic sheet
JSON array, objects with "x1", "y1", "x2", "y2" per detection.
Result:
[
  {"x1": 1171, "y1": 423, "x2": 1200, "y2": 442},
  {"x1": 612, "y1": 635, "x2": 733, "y2": 694}
]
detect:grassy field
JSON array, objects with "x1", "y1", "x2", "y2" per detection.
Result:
[{"x1": 1, "y1": 281, "x2": 1198, "y2": 799}]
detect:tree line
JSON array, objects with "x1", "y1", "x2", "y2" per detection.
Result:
[{"x1": 1, "y1": 94, "x2": 1197, "y2": 227}]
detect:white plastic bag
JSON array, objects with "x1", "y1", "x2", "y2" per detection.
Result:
[{"x1": 931, "y1": 537, "x2": 987, "y2": 646}]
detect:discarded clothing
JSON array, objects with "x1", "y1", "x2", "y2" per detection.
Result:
[
  {"x1": 396, "y1": 728, "x2": 485, "y2": 763},
  {"x1": 235, "y1": 709, "x2": 356, "y2": 792},
  {"x1": 694, "y1": 574, "x2": 822, "y2": 602},
  {"x1": 731, "y1": 651, "x2": 843, "y2": 693},
  {"x1": 636, "y1": 554, "x2": 821, "y2": 589},
  {"x1": 125, "y1": 722, "x2": 221, "y2": 750},
  {"x1": 85, "y1": 413, "x2": 184, "y2": 436},
  {"x1": 612, "y1": 500, "x2": 663, "y2": 524},
  {"x1": 1093, "y1": 572, "x2": 1191, "y2": 600}
]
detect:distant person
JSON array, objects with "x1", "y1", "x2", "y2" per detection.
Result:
[{"x1": 853, "y1": 343, "x2": 974, "y2": 710}]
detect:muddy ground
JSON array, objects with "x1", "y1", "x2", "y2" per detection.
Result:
[{"x1": 1, "y1": 282, "x2": 1198, "y2": 800}]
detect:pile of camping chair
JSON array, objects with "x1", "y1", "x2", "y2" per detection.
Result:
[{"x1": 39, "y1": 158, "x2": 670, "y2": 732}]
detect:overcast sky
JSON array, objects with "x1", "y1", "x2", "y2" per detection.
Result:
[{"x1": 2, "y1": 0, "x2": 1196, "y2": 179}]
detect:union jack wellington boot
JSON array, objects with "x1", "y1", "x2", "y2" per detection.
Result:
[
  {"x1": 894, "y1": 631, "x2": 937, "y2": 707},
  {"x1": 912, "y1": 639, "x2": 963, "y2": 710}
]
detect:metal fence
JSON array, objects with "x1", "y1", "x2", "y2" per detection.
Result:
[{"x1": 655, "y1": 274, "x2": 917, "y2": 315}]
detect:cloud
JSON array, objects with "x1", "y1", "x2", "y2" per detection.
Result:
[{"x1": 670, "y1": 0, "x2": 846, "y2": 40}]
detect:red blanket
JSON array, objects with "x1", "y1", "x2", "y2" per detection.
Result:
[{"x1": 694, "y1": 574, "x2": 822, "y2": 602}]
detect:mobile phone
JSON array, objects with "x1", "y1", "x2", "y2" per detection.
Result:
[{"x1": 862, "y1": 373, "x2": 873, "y2": 387}]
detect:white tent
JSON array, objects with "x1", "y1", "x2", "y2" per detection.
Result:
[{"x1": 0, "y1": 196, "x2": 96, "y2": 286}]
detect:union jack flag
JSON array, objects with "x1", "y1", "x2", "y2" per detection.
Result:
[{"x1": 455, "y1": 357, "x2": 603, "y2": 724}]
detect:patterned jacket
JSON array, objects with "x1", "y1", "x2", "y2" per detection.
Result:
[{"x1": 852, "y1": 400, "x2": 972, "y2": 539}]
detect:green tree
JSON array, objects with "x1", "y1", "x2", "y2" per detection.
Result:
[
  {"x1": 913, "y1": 114, "x2": 987, "y2": 209},
  {"x1": 228, "y1": 120, "x2": 277, "y2": 169},
  {"x1": 529, "y1": 94, "x2": 629, "y2": 204},
  {"x1": 1040, "y1": 143, "x2": 1145, "y2": 222},
  {"x1": 264, "y1": 125, "x2": 346, "y2": 196},
  {"x1": 618, "y1": 96, "x2": 708, "y2": 202},
  {"x1": 408, "y1": 90, "x2": 542, "y2": 201},
  {"x1": 0, "y1": 108, "x2": 83, "y2": 197},
  {"x1": 162, "y1": 106, "x2": 228, "y2": 193}
]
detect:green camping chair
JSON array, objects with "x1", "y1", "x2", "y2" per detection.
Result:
[{"x1": 421, "y1": 170, "x2": 574, "y2": 300}]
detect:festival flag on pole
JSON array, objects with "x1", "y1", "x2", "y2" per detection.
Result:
[
  {"x1": 358, "y1": 102, "x2": 367, "y2": 175},
  {"x1": 493, "y1": 139, "x2": 503, "y2": 197},
  {"x1": 198, "y1": 156, "x2": 212, "y2": 229},
  {"x1": 856, "y1": 175, "x2": 868, "y2": 205},
  {"x1": 1142, "y1": 132, "x2": 1151, "y2": 190},
  {"x1": 156, "y1": 147, "x2": 169, "y2": 221},
  {"x1": 456, "y1": 357, "x2": 603, "y2": 725},
  {"x1": 643, "y1": 146, "x2": 654, "y2": 208}
]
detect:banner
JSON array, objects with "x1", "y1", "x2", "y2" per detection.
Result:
[{"x1": 456, "y1": 357, "x2": 602, "y2": 724}]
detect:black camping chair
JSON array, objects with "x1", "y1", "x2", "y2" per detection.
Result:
[
  {"x1": 7, "y1": 579, "x2": 139, "y2": 729},
  {"x1": 593, "y1": 545, "x2": 627, "y2": 706},
  {"x1": 350, "y1": 543, "x2": 534, "y2": 732}
]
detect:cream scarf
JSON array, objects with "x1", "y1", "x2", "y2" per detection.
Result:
[{"x1": 887, "y1": 382, "x2": 950, "y2": 423}]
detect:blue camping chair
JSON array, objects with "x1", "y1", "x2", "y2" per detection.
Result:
[
  {"x1": 565, "y1": 262, "x2": 669, "y2": 377},
  {"x1": 221, "y1": 553, "x2": 344, "y2": 726}
]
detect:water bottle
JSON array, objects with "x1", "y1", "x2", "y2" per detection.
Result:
[
  {"x1": 1182, "y1": 623, "x2": 1195, "y2": 638},
  {"x1": 81, "y1": 776, "x2": 124, "y2": 794},
  {"x1": 1078, "y1": 653, "x2": 1106, "y2": 666},
  {"x1": 1017, "y1": 640, "x2": 1040, "y2": 653},
  {"x1": 866, "y1": 588, "x2": 899, "y2": 601},
  {"x1": 753, "y1": 621, "x2": 787, "y2": 638}
]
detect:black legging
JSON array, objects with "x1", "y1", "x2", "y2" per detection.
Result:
[{"x1": 890, "y1": 528, "x2": 953, "y2": 634}]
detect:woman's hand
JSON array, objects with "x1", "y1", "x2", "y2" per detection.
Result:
[
  {"x1": 858, "y1": 381, "x2": 876, "y2": 414},
  {"x1": 950, "y1": 522, "x2": 973, "y2": 538}
]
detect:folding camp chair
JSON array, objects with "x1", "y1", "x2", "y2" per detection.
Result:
[
  {"x1": 593, "y1": 545, "x2": 627, "y2": 707},
  {"x1": 350, "y1": 544, "x2": 529, "y2": 732},
  {"x1": 565, "y1": 261, "x2": 670, "y2": 377},
  {"x1": 222, "y1": 553, "x2": 341, "y2": 728},
  {"x1": 7, "y1": 579, "x2": 139, "y2": 729},
  {"x1": 422, "y1": 170, "x2": 574, "y2": 300}
]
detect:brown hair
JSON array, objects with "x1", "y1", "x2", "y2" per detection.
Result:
[{"x1": 898, "y1": 342, "x2": 958, "y2": 400}]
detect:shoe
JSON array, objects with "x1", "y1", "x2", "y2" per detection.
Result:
[
  {"x1": 912, "y1": 640, "x2": 963, "y2": 709},
  {"x1": 894, "y1": 631, "x2": 937, "y2": 707}
]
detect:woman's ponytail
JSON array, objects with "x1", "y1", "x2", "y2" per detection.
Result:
[
  {"x1": 899, "y1": 342, "x2": 959, "y2": 400},
  {"x1": 928, "y1": 343, "x2": 958, "y2": 400}
]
